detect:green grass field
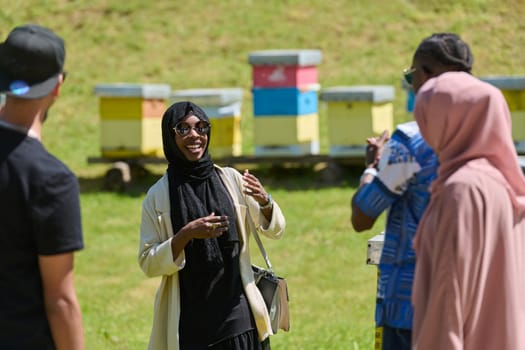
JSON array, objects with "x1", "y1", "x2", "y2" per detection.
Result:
[{"x1": 2, "y1": 0, "x2": 525, "y2": 348}]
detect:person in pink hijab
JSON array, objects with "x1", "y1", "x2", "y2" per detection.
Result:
[
  {"x1": 352, "y1": 33, "x2": 473, "y2": 350},
  {"x1": 412, "y1": 71, "x2": 525, "y2": 349}
]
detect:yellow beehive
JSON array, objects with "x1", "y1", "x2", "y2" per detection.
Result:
[
  {"x1": 253, "y1": 113, "x2": 319, "y2": 156},
  {"x1": 94, "y1": 83, "x2": 171, "y2": 158},
  {"x1": 170, "y1": 88, "x2": 244, "y2": 158},
  {"x1": 99, "y1": 118, "x2": 162, "y2": 158},
  {"x1": 320, "y1": 86, "x2": 394, "y2": 156},
  {"x1": 500, "y1": 90, "x2": 525, "y2": 146},
  {"x1": 511, "y1": 111, "x2": 525, "y2": 152},
  {"x1": 208, "y1": 114, "x2": 242, "y2": 158},
  {"x1": 99, "y1": 97, "x2": 166, "y2": 120},
  {"x1": 253, "y1": 113, "x2": 319, "y2": 145},
  {"x1": 482, "y1": 76, "x2": 525, "y2": 152}
]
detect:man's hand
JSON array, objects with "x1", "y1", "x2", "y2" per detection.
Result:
[{"x1": 365, "y1": 130, "x2": 390, "y2": 168}]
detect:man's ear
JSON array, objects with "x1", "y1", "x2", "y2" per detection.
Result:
[{"x1": 51, "y1": 76, "x2": 63, "y2": 97}]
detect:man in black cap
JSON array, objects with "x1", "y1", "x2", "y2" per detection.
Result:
[{"x1": 0, "y1": 24, "x2": 84, "y2": 349}]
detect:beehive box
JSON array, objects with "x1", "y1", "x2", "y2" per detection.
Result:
[
  {"x1": 248, "y1": 50, "x2": 322, "y2": 156},
  {"x1": 252, "y1": 65, "x2": 318, "y2": 88},
  {"x1": 203, "y1": 102, "x2": 242, "y2": 158},
  {"x1": 255, "y1": 141, "x2": 319, "y2": 157},
  {"x1": 248, "y1": 49, "x2": 322, "y2": 67},
  {"x1": 253, "y1": 113, "x2": 319, "y2": 145},
  {"x1": 170, "y1": 88, "x2": 244, "y2": 157},
  {"x1": 94, "y1": 83, "x2": 170, "y2": 158},
  {"x1": 481, "y1": 76, "x2": 525, "y2": 152},
  {"x1": 170, "y1": 87, "x2": 243, "y2": 106},
  {"x1": 320, "y1": 86, "x2": 395, "y2": 156},
  {"x1": 252, "y1": 85, "x2": 319, "y2": 116}
]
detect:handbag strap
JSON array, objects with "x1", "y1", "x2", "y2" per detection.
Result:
[
  {"x1": 246, "y1": 206, "x2": 274, "y2": 272},
  {"x1": 221, "y1": 167, "x2": 274, "y2": 272}
]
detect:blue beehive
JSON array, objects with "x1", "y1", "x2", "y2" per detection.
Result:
[{"x1": 252, "y1": 86, "x2": 318, "y2": 116}]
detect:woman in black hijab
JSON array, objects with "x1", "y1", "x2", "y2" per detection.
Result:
[{"x1": 139, "y1": 101, "x2": 286, "y2": 350}]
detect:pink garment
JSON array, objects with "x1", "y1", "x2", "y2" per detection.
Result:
[
  {"x1": 412, "y1": 72, "x2": 525, "y2": 350},
  {"x1": 414, "y1": 72, "x2": 525, "y2": 211}
]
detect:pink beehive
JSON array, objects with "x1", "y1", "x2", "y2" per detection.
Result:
[{"x1": 252, "y1": 65, "x2": 318, "y2": 88}]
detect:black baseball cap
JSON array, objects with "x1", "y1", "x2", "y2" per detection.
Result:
[{"x1": 0, "y1": 24, "x2": 65, "y2": 99}]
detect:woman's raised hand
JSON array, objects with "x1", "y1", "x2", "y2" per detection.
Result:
[{"x1": 242, "y1": 169, "x2": 270, "y2": 206}]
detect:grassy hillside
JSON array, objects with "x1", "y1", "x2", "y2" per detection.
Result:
[
  {"x1": 2, "y1": 0, "x2": 524, "y2": 172},
  {"x1": 2, "y1": 1, "x2": 525, "y2": 348}
]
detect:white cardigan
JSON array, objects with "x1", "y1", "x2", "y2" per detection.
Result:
[{"x1": 138, "y1": 166, "x2": 286, "y2": 350}]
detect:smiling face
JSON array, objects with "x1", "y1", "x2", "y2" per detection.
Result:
[{"x1": 174, "y1": 114, "x2": 209, "y2": 162}]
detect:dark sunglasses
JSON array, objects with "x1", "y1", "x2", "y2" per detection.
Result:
[
  {"x1": 173, "y1": 121, "x2": 211, "y2": 137},
  {"x1": 403, "y1": 67, "x2": 416, "y2": 85}
]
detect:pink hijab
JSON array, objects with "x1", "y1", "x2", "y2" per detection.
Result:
[{"x1": 414, "y1": 71, "x2": 525, "y2": 212}]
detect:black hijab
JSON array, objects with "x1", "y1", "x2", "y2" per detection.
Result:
[
  {"x1": 162, "y1": 101, "x2": 214, "y2": 182},
  {"x1": 161, "y1": 101, "x2": 239, "y2": 300}
]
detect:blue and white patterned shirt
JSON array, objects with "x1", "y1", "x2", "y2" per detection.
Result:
[{"x1": 354, "y1": 121, "x2": 438, "y2": 329}]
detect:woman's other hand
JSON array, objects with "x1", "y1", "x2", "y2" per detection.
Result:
[
  {"x1": 171, "y1": 213, "x2": 229, "y2": 261},
  {"x1": 183, "y1": 212, "x2": 229, "y2": 239}
]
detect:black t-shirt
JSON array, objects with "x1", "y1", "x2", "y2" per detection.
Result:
[{"x1": 0, "y1": 124, "x2": 84, "y2": 349}]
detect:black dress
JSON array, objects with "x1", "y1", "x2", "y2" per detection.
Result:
[
  {"x1": 178, "y1": 177, "x2": 270, "y2": 350},
  {"x1": 179, "y1": 237, "x2": 270, "y2": 350}
]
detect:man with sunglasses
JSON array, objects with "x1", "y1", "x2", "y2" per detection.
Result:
[
  {"x1": 0, "y1": 24, "x2": 84, "y2": 349},
  {"x1": 351, "y1": 33, "x2": 473, "y2": 350}
]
